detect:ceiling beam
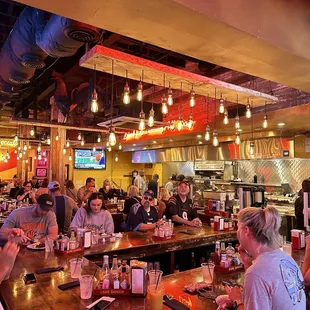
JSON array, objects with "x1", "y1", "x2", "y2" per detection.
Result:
[
  {"x1": 80, "y1": 45, "x2": 277, "y2": 106},
  {"x1": 15, "y1": 0, "x2": 310, "y2": 92}
]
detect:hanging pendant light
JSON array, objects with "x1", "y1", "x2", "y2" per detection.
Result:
[
  {"x1": 123, "y1": 70, "x2": 130, "y2": 104},
  {"x1": 38, "y1": 152, "x2": 42, "y2": 160},
  {"x1": 249, "y1": 101, "x2": 255, "y2": 155},
  {"x1": 28, "y1": 144, "x2": 31, "y2": 149},
  {"x1": 235, "y1": 115, "x2": 240, "y2": 129},
  {"x1": 263, "y1": 102, "x2": 268, "y2": 128},
  {"x1": 189, "y1": 85, "x2": 195, "y2": 108},
  {"x1": 107, "y1": 146, "x2": 112, "y2": 152},
  {"x1": 55, "y1": 131, "x2": 59, "y2": 141},
  {"x1": 14, "y1": 149, "x2": 17, "y2": 154},
  {"x1": 245, "y1": 99, "x2": 252, "y2": 118},
  {"x1": 77, "y1": 132, "x2": 82, "y2": 141},
  {"x1": 37, "y1": 143, "x2": 41, "y2": 152},
  {"x1": 223, "y1": 110, "x2": 229, "y2": 125},
  {"x1": 6, "y1": 151, "x2": 10, "y2": 159},
  {"x1": 81, "y1": 139, "x2": 85, "y2": 146},
  {"x1": 44, "y1": 157, "x2": 47, "y2": 163},
  {"x1": 167, "y1": 82, "x2": 173, "y2": 106},
  {"x1": 92, "y1": 145, "x2": 96, "y2": 152},
  {"x1": 14, "y1": 134, "x2": 18, "y2": 143},
  {"x1": 63, "y1": 147, "x2": 66, "y2": 155},
  {"x1": 19, "y1": 152, "x2": 23, "y2": 159},
  {"x1": 118, "y1": 144, "x2": 122, "y2": 150},
  {"x1": 249, "y1": 141, "x2": 255, "y2": 155},
  {"x1": 212, "y1": 129, "x2": 219, "y2": 147},
  {"x1": 188, "y1": 111, "x2": 194, "y2": 129},
  {"x1": 235, "y1": 131, "x2": 241, "y2": 145},
  {"x1": 205, "y1": 124, "x2": 211, "y2": 141},
  {"x1": 161, "y1": 101, "x2": 168, "y2": 115},
  {"x1": 69, "y1": 153, "x2": 72, "y2": 161},
  {"x1": 30, "y1": 126, "x2": 35, "y2": 137},
  {"x1": 47, "y1": 135, "x2": 51, "y2": 145},
  {"x1": 23, "y1": 144, "x2": 27, "y2": 151},
  {"x1": 148, "y1": 108, "x2": 155, "y2": 127},
  {"x1": 137, "y1": 80, "x2": 143, "y2": 101},
  {"x1": 25, "y1": 158, "x2": 28, "y2": 164},
  {"x1": 176, "y1": 118, "x2": 183, "y2": 131},
  {"x1": 115, "y1": 154, "x2": 119, "y2": 162},
  {"x1": 91, "y1": 64, "x2": 98, "y2": 113},
  {"x1": 108, "y1": 126, "x2": 116, "y2": 146},
  {"x1": 219, "y1": 94, "x2": 225, "y2": 114},
  {"x1": 97, "y1": 134, "x2": 101, "y2": 143},
  {"x1": 66, "y1": 140, "x2": 70, "y2": 148}
]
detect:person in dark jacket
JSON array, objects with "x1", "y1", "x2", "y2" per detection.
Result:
[
  {"x1": 148, "y1": 174, "x2": 159, "y2": 198},
  {"x1": 294, "y1": 179, "x2": 310, "y2": 230}
]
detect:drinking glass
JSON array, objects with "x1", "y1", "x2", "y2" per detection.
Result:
[
  {"x1": 148, "y1": 270, "x2": 163, "y2": 286},
  {"x1": 44, "y1": 238, "x2": 54, "y2": 252},
  {"x1": 201, "y1": 262, "x2": 215, "y2": 284},
  {"x1": 148, "y1": 284, "x2": 165, "y2": 310},
  {"x1": 79, "y1": 275, "x2": 93, "y2": 299},
  {"x1": 70, "y1": 258, "x2": 83, "y2": 278}
]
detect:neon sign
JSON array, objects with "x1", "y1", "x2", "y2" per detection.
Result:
[
  {"x1": 123, "y1": 120, "x2": 195, "y2": 141},
  {"x1": 0, "y1": 139, "x2": 18, "y2": 147}
]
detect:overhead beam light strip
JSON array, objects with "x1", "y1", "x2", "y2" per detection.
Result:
[{"x1": 80, "y1": 45, "x2": 278, "y2": 106}]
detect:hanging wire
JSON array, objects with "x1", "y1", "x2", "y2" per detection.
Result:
[
  {"x1": 111, "y1": 60, "x2": 114, "y2": 126},
  {"x1": 214, "y1": 88, "x2": 217, "y2": 129},
  {"x1": 180, "y1": 82, "x2": 183, "y2": 119}
]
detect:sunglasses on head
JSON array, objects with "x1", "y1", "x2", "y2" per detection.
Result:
[{"x1": 143, "y1": 196, "x2": 153, "y2": 201}]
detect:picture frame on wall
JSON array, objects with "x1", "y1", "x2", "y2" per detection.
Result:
[
  {"x1": 36, "y1": 168, "x2": 47, "y2": 178},
  {"x1": 37, "y1": 159, "x2": 46, "y2": 167}
]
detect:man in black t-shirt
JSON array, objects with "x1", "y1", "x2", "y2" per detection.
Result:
[
  {"x1": 167, "y1": 181, "x2": 201, "y2": 227},
  {"x1": 126, "y1": 190, "x2": 160, "y2": 231}
]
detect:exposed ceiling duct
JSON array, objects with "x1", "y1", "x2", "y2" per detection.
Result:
[{"x1": 0, "y1": 5, "x2": 100, "y2": 106}]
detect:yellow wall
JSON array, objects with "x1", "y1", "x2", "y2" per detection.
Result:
[
  {"x1": 0, "y1": 167, "x2": 17, "y2": 181},
  {"x1": 72, "y1": 151, "x2": 163, "y2": 191}
]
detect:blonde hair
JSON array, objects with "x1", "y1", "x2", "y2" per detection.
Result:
[
  {"x1": 103, "y1": 179, "x2": 110, "y2": 186},
  {"x1": 159, "y1": 188, "x2": 170, "y2": 201},
  {"x1": 238, "y1": 206, "x2": 281, "y2": 248},
  {"x1": 127, "y1": 185, "x2": 139, "y2": 198}
]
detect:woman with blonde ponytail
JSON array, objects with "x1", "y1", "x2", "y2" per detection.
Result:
[{"x1": 216, "y1": 206, "x2": 305, "y2": 310}]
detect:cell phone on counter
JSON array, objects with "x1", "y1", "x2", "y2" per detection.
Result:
[
  {"x1": 91, "y1": 300, "x2": 112, "y2": 310},
  {"x1": 24, "y1": 273, "x2": 36, "y2": 284}
]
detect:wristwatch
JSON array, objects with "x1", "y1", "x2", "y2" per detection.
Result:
[{"x1": 233, "y1": 300, "x2": 243, "y2": 309}]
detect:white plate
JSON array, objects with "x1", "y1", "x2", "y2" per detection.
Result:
[{"x1": 27, "y1": 244, "x2": 45, "y2": 250}]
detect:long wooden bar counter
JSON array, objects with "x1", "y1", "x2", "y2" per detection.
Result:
[
  {"x1": 0, "y1": 247, "x2": 243, "y2": 310},
  {"x1": 0, "y1": 226, "x2": 238, "y2": 310}
]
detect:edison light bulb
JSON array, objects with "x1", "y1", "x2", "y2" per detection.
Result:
[
  {"x1": 235, "y1": 133, "x2": 241, "y2": 145},
  {"x1": 24, "y1": 144, "x2": 27, "y2": 151},
  {"x1": 25, "y1": 159, "x2": 28, "y2": 164},
  {"x1": 19, "y1": 153, "x2": 22, "y2": 158},
  {"x1": 37, "y1": 143, "x2": 41, "y2": 152},
  {"x1": 249, "y1": 142, "x2": 255, "y2": 155},
  {"x1": 118, "y1": 144, "x2": 122, "y2": 150},
  {"x1": 92, "y1": 146, "x2": 96, "y2": 152},
  {"x1": 63, "y1": 148, "x2": 66, "y2": 155},
  {"x1": 246, "y1": 104, "x2": 251, "y2": 118},
  {"x1": 123, "y1": 82, "x2": 130, "y2": 104},
  {"x1": 46, "y1": 135, "x2": 51, "y2": 145},
  {"x1": 69, "y1": 154, "x2": 72, "y2": 161},
  {"x1": 235, "y1": 115, "x2": 240, "y2": 129},
  {"x1": 219, "y1": 98, "x2": 225, "y2": 114},
  {"x1": 161, "y1": 102, "x2": 168, "y2": 115},
  {"x1": 205, "y1": 129, "x2": 210, "y2": 141},
  {"x1": 6, "y1": 152, "x2": 10, "y2": 159},
  {"x1": 14, "y1": 149, "x2": 17, "y2": 154},
  {"x1": 223, "y1": 110, "x2": 229, "y2": 125},
  {"x1": 137, "y1": 81, "x2": 143, "y2": 101},
  {"x1": 107, "y1": 146, "x2": 112, "y2": 152},
  {"x1": 148, "y1": 108, "x2": 155, "y2": 127},
  {"x1": 189, "y1": 89, "x2": 195, "y2": 108},
  {"x1": 212, "y1": 130, "x2": 219, "y2": 147},
  {"x1": 30, "y1": 126, "x2": 35, "y2": 137},
  {"x1": 97, "y1": 135, "x2": 101, "y2": 143},
  {"x1": 177, "y1": 120, "x2": 183, "y2": 131},
  {"x1": 38, "y1": 153, "x2": 42, "y2": 160},
  {"x1": 108, "y1": 128, "x2": 116, "y2": 146},
  {"x1": 66, "y1": 140, "x2": 70, "y2": 148},
  {"x1": 34, "y1": 155, "x2": 36, "y2": 160},
  {"x1": 167, "y1": 87, "x2": 173, "y2": 106},
  {"x1": 44, "y1": 157, "x2": 47, "y2": 163},
  {"x1": 115, "y1": 154, "x2": 119, "y2": 162},
  {"x1": 263, "y1": 115, "x2": 268, "y2": 129},
  {"x1": 81, "y1": 139, "x2": 85, "y2": 146},
  {"x1": 91, "y1": 89, "x2": 98, "y2": 113},
  {"x1": 77, "y1": 132, "x2": 82, "y2": 141},
  {"x1": 139, "y1": 118, "x2": 145, "y2": 131},
  {"x1": 188, "y1": 115, "x2": 194, "y2": 129},
  {"x1": 14, "y1": 134, "x2": 18, "y2": 143},
  {"x1": 55, "y1": 133, "x2": 59, "y2": 141},
  {"x1": 28, "y1": 144, "x2": 31, "y2": 149}
]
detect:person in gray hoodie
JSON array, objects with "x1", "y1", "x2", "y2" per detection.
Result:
[{"x1": 70, "y1": 192, "x2": 114, "y2": 234}]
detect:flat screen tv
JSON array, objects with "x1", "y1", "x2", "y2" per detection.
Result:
[{"x1": 74, "y1": 149, "x2": 106, "y2": 170}]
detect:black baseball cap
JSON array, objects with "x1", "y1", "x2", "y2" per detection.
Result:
[
  {"x1": 144, "y1": 190, "x2": 154, "y2": 199},
  {"x1": 37, "y1": 194, "x2": 54, "y2": 211}
]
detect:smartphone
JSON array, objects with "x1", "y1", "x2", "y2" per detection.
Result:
[
  {"x1": 90, "y1": 300, "x2": 112, "y2": 310},
  {"x1": 24, "y1": 273, "x2": 36, "y2": 284}
]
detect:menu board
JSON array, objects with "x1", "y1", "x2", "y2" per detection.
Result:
[{"x1": 194, "y1": 161, "x2": 225, "y2": 171}]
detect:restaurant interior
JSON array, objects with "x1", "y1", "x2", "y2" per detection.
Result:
[{"x1": 0, "y1": 1, "x2": 310, "y2": 309}]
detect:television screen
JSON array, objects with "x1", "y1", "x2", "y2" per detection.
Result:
[
  {"x1": 74, "y1": 149, "x2": 106, "y2": 170},
  {"x1": 132, "y1": 150, "x2": 156, "y2": 163}
]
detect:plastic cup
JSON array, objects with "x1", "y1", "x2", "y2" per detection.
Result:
[
  {"x1": 148, "y1": 284, "x2": 165, "y2": 310},
  {"x1": 70, "y1": 258, "x2": 83, "y2": 279},
  {"x1": 45, "y1": 239, "x2": 54, "y2": 252},
  {"x1": 282, "y1": 241, "x2": 292, "y2": 256},
  {"x1": 79, "y1": 275, "x2": 93, "y2": 299},
  {"x1": 201, "y1": 262, "x2": 215, "y2": 284},
  {"x1": 148, "y1": 270, "x2": 163, "y2": 286}
]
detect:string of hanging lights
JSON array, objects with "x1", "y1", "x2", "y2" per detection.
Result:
[
  {"x1": 108, "y1": 60, "x2": 117, "y2": 147},
  {"x1": 212, "y1": 89, "x2": 219, "y2": 147},
  {"x1": 167, "y1": 82, "x2": 173, "y2": 106},
  {"x1": 189, "y1": 84, "x2": 195, "y2": 108},
  {"x1": 263, "y1": 102, "x2": 268, "y2": 128},
  {"x1": 219, "y1": 93, "x2": 225, "y2": 114},
  {"x1": 205, "y1": 95, "x2": 211, "y2": 141},
  {"x1": 223, "y1": 98, "x2": 229, "y2": 125},
  {"x1": 148, "y1": 83, "x2": 155, "y2": 127},
  {"x1": 123, "y1": 70, "x2": 130, "y2": 105}
]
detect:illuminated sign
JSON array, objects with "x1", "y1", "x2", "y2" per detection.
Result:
[
  {"x1": 0, "y1": 140, "x2": 18, "y2": 147},
  {"x1": 123, "y1": 120, "x2": 195, "y2": 141}
]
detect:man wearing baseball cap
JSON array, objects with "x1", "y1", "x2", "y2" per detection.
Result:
[
  {"x1": 167, "y1": 181, "x2": 201, "y2": 227},
  {"x1": 0, "y1": 193, "x2": 58, "y2": 243},
  {"x1": 48, "y1": 181, "x2": 78, "y2": 234},
  {"x1": 127, "y1": 190, "x2": 161, "y2": 231}
]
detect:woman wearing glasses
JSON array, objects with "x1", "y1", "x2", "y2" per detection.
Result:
[
  {"x1": 70, "y1": 193, "x2": 114, "y2": 234},
  {"x1": 127, "y1": 190, "x2": 161, "y2": 231}
]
